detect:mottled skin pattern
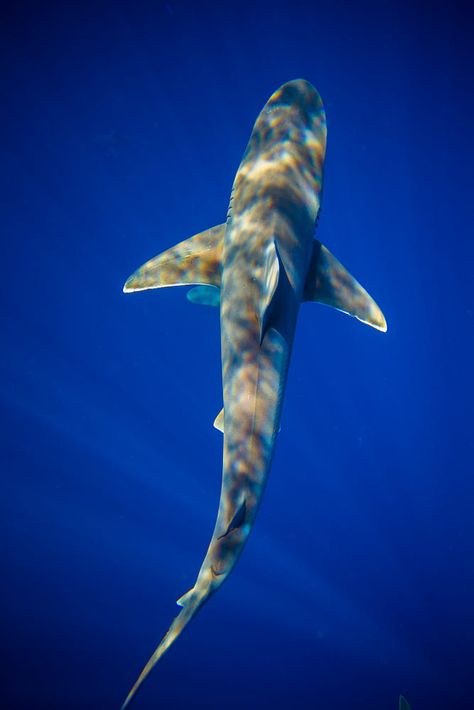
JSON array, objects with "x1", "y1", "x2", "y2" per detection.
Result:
[
  {"x1": 121, "y1": 80, "x2": 325, "y2": 709},
  {"x1": 208, "y1": 80, "x2": 326, "y2": 584},
  {"x1": 121, "y1": 80, "x2": 384, "y2": 708}
]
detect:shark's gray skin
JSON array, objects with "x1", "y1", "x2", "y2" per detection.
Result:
[{"x1": 121, "y1": 79, "x2": 386, "y2": 708}]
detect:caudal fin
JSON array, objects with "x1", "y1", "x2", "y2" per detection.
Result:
[{"x1": 121, "y1": 592, "x2": 203, "y2": 709}]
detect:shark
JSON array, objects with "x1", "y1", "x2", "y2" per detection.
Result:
[{"x1": 121, "y1": 79, "x2": 387, "y2": 708}]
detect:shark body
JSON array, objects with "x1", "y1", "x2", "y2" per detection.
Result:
[{"x1": 121, "y1": 80, "x2": 386, "y2": 707}]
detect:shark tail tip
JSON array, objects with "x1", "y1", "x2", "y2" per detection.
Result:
[
  {"x1": 120, "y1": 598, "x2": 204, "y2": 708},
  {"x1": 120, "y1": 692, "x2": 133, "y2": 710},
  {"x1": 120, "y1": 667, "x2": 150, "y2": 710}
]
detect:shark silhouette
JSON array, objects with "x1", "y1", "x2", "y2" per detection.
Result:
[{"x1": 121, "y1": 79, "x2": 387, "y2": 707}]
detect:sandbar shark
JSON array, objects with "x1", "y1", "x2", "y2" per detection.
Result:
[{"x1": 121, "y1": 79, "x2": 387, "y2": 708}]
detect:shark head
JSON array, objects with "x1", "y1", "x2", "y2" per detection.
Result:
[{"x1": 241, "y1": 79, "x2": 327, "y2": 183}]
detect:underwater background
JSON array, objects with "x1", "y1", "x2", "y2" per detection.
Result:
[{"x1": 1, "y1": 1, "x2": 473, "y2": 708}]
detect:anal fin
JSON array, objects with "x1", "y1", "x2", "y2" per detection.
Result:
[{"x1": 303, "y1": 240, "x2": 387, "y2": 332}]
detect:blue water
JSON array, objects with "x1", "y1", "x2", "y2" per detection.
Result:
[{"x1": 2, "y1": 2, "x2": 473, "y2": 708}]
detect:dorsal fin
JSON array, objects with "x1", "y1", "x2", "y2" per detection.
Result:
[
  {"x1": 303, "y1": 240, "x2": 387, "y2": 332},
  {"x1": 258, "y1": 239, "x2": 281, "y2": 343},
  {"x1": 123, "y1": 223, "x2": 225, "y2": 293}
]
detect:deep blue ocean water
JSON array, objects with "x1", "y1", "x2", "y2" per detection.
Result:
[{"x1": 2, "y1": 1, "x2": 474, "y2": 708}]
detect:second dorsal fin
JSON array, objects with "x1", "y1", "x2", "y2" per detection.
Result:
[
  {"x1": 176, "y1": 588, "x2": 195, "y2": 607},
  {"x1": 123, "y1": 223, "x2": 225, "y2": 293}
]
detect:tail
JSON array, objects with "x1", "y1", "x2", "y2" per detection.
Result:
[{"x1": 121, "y1": 590, "x2": 204, "y2": 709}]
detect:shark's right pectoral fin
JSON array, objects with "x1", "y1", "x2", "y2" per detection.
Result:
[
  {"x1": 303, "y1": 240, "x2": 387, "y2": 332},
  {"x1": 123, "y1": 223, "x2": 225, "y2": 293}
]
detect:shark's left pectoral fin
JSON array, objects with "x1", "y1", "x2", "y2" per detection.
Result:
[
  {"x1": 303, "y1": 240, "x2": 387, "y2": 332},
  {"x1": 123, "y1": 223, "x2": 225, "y2": 293}
]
